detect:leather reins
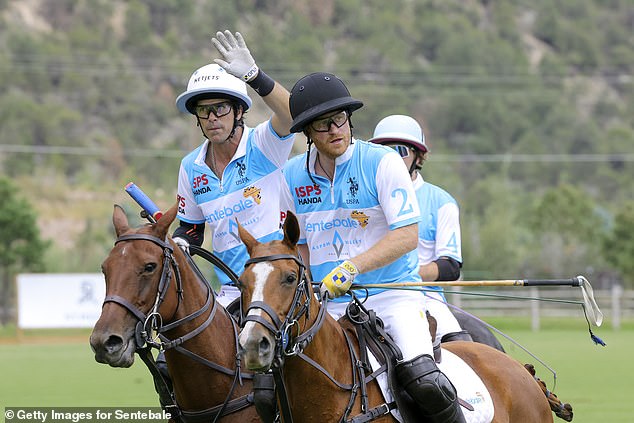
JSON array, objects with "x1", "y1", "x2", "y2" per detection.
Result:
[{"x1": 102, "y1": 233, "x2": 252, "y2": 422}]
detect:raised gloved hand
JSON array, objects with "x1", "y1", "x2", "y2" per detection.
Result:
[
  {"x1": 320, "y1": 260, "x2": 359, "y2": 299},
  {"x1": 173, "y1": 236, "x2": 190, "y2": 254},
  {"x1": 211, "y1": 31, "x2": 259, "y2": 82}
]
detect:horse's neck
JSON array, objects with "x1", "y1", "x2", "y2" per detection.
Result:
[
  {"x1": 163, "y1": 261, "x2": 245, "y2": 409},
  {"x1": 169, "y1": 257, "x2": 237, "y2": 348},
  {"x1": 288, "y1": 298, "x2": 354, "y2": 381}
]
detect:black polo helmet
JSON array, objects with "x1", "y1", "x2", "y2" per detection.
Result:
[{"x1": 289, "y1": 72, "x2": 363, "y2": 133}]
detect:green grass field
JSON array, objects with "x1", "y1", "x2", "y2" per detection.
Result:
[{"x1": 1, "y1": 320, "x2": 632, "y2": 422}]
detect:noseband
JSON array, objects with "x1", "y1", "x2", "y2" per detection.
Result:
[
  {"x1": 242, "y1": 253, "x2": 328, "y2": 358},
  {"x1": 242, "y1": 253, "x2": 361, "y2": 423}
]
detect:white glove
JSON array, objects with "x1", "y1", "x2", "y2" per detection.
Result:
[
  {"x1": 320, "y1": 260, "x2": 359, "y2": 299},
  {"x1": 173, "y1": 237, "x2": 190, "y2": 254},
  {"x1": 211, "y1": 31, "x2": 259, "y2": 82}
]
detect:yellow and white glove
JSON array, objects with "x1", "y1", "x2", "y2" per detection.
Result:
[
  {"x1": 320, "y1": 260, "x2": 359, "y2": 299},
  {"x1": 211, "y1": 31, "x2": 259, "y2": 82}
]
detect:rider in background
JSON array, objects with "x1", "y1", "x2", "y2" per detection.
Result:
[
  {"x1": 281, "y1": 73, "x2": 466, "y2": 423},
  {"x1": 173, "y1": 31, "x2": 294, "y2": 307},
  {"x1": 368, "y1": 115, "x2": 473, "y2": 343}
]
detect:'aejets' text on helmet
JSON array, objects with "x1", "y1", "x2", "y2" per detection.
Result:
[
  {"x1": 368, "y1": 114, "x2": 428, "y2": 152},
  {"x1": 289, "y1": 72, "x2": 363, "y2": 133},
  {"x1": 176, "y1": 64, "x2": 252, "y2": 114}
]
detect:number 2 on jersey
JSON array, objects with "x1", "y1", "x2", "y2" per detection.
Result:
[{"x1": 392, "y1": 188, "x2": 414, "y2": 217}]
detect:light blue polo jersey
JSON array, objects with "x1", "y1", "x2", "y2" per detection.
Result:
[
  {"x1": 177, "y1": 120, "x2": 294, "y2": 284},
  {"x1": 281, "y1": 140, "x2": 422, "y2": 301},
  {"x1": 413, "y1": 173, "x2": 462, "y2": 293}
]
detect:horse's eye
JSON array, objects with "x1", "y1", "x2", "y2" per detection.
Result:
[
  {"x1": 144, "y1": 263, "x2": 157, "y2": 273},
  {"x1": 285, "y1": 274, "x2": 297, "y2": 285}
]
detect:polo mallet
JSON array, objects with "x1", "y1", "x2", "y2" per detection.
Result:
[
  {"x1": 359, "y1": 275, "x2": 606, "y2": 346},
  {"x1": 125, "y1": 182, "x2": 163, "y2": 223},
  {"x1": 123, "y1": 182, "x2": 234, "y2": 286}
]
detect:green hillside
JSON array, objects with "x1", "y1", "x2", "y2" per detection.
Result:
[{"x1": 0, "y1": 0, "x2": 632, "y2": 286}]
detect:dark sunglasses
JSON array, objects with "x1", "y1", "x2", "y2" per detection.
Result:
[
  {"x1": 310, "y1": 110, "x2": 349, "y2": 132},
  {"x1": 194, "y1": 102, "x2": 233, "y2": 119},
  {"x1": 388, "y1": 144, "x2": 411, "y2": 158}
]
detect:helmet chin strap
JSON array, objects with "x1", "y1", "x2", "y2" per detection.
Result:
[
  {"x1": 304, "y1": 115, "x2": 355, "y2": 185},
  {"x1": 410, "y1": 150, "x2": 425, "y2": 175},
  {"x1": 305, "y1": 137, "x2": 318, "y2": 186}
]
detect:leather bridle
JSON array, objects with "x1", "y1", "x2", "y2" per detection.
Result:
[{"x1": 102, "y1": 233, "x2": 252, "y2": 422}]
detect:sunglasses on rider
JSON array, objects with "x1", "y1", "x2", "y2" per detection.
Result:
[
  {"x1": 310, "y1": 110, "x2": 349, "y2": 132},
  {"x1": 194, "y1": 102, "x2": 233, "y2": 119},
  {"x1": 388, "y1": 144, "x2": 411, "y2": 158}
]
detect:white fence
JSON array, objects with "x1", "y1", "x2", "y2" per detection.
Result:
[
  {"x1": 12, "y1": 273, "x2": 634, "y2": 330},
  {"x1": 446, "y1": 285, "x2": 634, "y2": 330}
]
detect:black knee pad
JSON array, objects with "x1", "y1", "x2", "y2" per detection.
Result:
[
  {"x1": 395, "y1": 354, "x2": 465, "y2": 422},
  {"x1": 396, "y1": 354, "x2": 457, "y2": 407}
]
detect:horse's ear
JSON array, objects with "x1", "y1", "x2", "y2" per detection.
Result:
[
  {"x1": 113, "y1": 204, "x2": 130, "y2": 237},
  {"x1": 282, "y1": 211, "x2": 300, "y2": 247},
  {"x1": 237, "y1": 218, "x2": 259, "y2": 255},
  {"x1": 155, "y1": 203, "x2": 178, "y2": 238}
]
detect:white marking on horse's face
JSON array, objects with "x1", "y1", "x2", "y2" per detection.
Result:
[
  {"x1": 239, "y1": 262, "x2": 274, "y2": 344},
  {"x1": 120, "y1": 245, "x2": 127, "y2": 256}
]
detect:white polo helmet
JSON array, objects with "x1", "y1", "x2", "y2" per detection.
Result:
[
  {"x1": 368, "y1": 114, "x2": 428, "y2": 152},
  {"x1": 175, "y1": 64, "x2": 252, "y2": 114}
]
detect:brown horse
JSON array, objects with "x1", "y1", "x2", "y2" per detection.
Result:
[
  {"x1": 236, "y1": 212, "x2": 554, "y2": 423},
  {"x1": 90, "y1": 204, "x2": 259, "y2": 422}
]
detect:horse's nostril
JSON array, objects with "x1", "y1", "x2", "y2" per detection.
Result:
[
  {"x1": 258, "y1": 336, "x2": 271, "y2": 353},
  {"x1": 104, "y1": 335, "x2": 124, "y2": 354}
]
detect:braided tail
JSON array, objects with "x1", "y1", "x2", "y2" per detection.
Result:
[{"x1": 524, "y1": 363, "x2": 574, "y2": 421}]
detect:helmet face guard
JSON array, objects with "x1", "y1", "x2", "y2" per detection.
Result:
[
  {"x1": 289, "y1": 72, "x2": 363, "y2": 133},
  {"x1": 367, "y1": 114, "x2": 428, "y2": 153},
  {"x1": 176, "y1": 64, "x2": 252, "y2": 114}
]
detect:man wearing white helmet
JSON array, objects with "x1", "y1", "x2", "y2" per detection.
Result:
[
  {"x1": 173, "y1": 31, "x2": 295, "y2": 306},
  {"x1": 368, "y1": 115, "x2": 472, "y2": 344}
]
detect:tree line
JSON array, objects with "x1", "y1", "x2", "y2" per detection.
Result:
[{"x1": 0, "y1": 0, "x2": 631, "y2": 302}]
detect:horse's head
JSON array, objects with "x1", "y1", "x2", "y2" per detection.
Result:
[
  {"x1": 90, "y1": 203, "x2": 179, "y2": 367},
  {"x1": 237, "y1": 211, "x2": 311, "y2": 372}
]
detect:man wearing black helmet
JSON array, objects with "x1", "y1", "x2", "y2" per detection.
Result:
[{"x1": 280, "y1": 73, "x2": 466, "y2": 423}]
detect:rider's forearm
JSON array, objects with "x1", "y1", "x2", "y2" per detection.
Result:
[
  {"x1": 263, "y1": 82, "x2": 293, "y2": 137},
  {"x1": 418, "y1": 261, "x2": 439, "y2": 281},
  {"x1": 351, "y1": 223, "x2": 418, "y2": 274}
]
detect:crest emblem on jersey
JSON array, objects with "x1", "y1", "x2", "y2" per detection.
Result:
[
  {"x1": 235, "y1": 160, "x2": 250, "y2": 185},
  {"x1": 347, "y1": 177, "x2": 359, "y2": 197},
  {"x1": 350, "y1": 210, "x2": 369, "y2": 228},
  {"x1": 345, "y1": 177, "x2": 360, "y2": 204},
  {"x1": 236, "y1": 160, "x2": 247, "y2": 178},
  {"x1": 243, "y1": 186, "x2": 262, "y2": 204}
]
